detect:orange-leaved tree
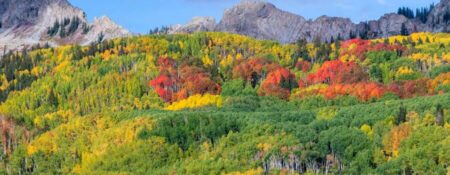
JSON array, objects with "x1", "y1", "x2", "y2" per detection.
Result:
[
  {"x1": 150, "y1": 57, "x2": 220, "y2": 103},
  {"x1": 233, "y1": 58, "x2": 280, "y2": 88},
  {"x1": 305, "y1": 60, "x2": 368, "y2": 86},
  {"x1": 258, "y1": 68, "x2": 297, "y2": 100}
]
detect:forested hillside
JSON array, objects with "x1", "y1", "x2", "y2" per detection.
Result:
[{"x1": 0, "y1": 32, "x2": 449, "y2": 174}]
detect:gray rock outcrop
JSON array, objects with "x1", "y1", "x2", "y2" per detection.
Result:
[
  {"x1": 169, "y1": 17, "x2": 216, "y2": 34},
  {"x1": 0, "y1": 0, "x2": 130, "y2": 55},
  {"x1": 215, "y1": 1, "x2": 308, "y2": 43},
  {"x1": 427, "y1": 0, "x2": 450, "y2": 32},
  {"x1": 172, "y1": 0, "x2": 450, "y2": 43}
]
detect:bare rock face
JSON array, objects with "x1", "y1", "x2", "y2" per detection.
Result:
[
  {"x1": 215, "y1": 1, "x2": 364, "y2": 43},
  {"x1": 307, "y1": 16, "x2": 356, "y2": 42},
  {"x1": 0, "y1": 0, "x2": 82, "y2": 28},
  {"x1": 175, "y1": 0, "x2": 450, "y2": 43},
  {"x1": 169, "y1": 16, "x2": 216, "y2": 34},
  {"x1": 82, "y1": 16, "x2": 130, "y2": 45},
  {"x1": 362, "y1": 13, "x2": 429, "y2": 37},
  {"x1": 0, "y1": 0, "x2": 130, "y2": 55},
  {"x1": 215, "y1": 1, "x2": 308, "y2": 43},
  {"x1": 427, "y1": 0, "x2": 450, "y2": 32}
]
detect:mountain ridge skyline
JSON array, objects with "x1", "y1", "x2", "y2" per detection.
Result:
[
  {"x1": 69, "y1": 0, "x2": 440, "y2": 33},
  {"x1": 168, "y1": 0, "x2": 450, "y2": 43}
]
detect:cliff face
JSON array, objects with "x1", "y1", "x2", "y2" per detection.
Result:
[
  {"x1": 215, "y1": 2, "x2": 362, "y2": 43},
  {"x1": 0, "y1": 0, "x2": 130, "y2": 54},
  {"x1": 172, "y1": 0, "x2": 450, "y2": 43},
  {"x1": 360, "y1": 13, "x2": 429, "y2": 38},
  {"x1": 0, "y1": 0, "x2": 83, "y2": 28},
  {"x1": 427, "y1": 0, "x2": 450, "y2": 32},
  {"x1": 215, "y1": 1, "x2": 308, "y2": 43},
  {"x1": 169, "y1": 17, "x2": 216, "y2": 34},
  {"x1": 82, "y1": 16, "x2": 130, "y2": 45}
]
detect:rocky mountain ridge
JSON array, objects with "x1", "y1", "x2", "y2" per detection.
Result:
[
  {"x1": 170, "y1": 0, "x2": 450, "y2": 43},
  {"x1": 1, "y1": 0, "x2": 449, "y2": 54},
  {"x1": 0, "y1": 0, "x2": 130, "y2": 55}
]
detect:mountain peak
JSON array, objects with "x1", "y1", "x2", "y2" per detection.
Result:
[
  {"x1": 225, "y1": 0, "x2": 277, "y2": 19},
  {"x1": 0, "y1": 0, "x2": 130, "y2": 54},
  {"x1": 0, "y1": 0, "x2": 82, "y2": 28},
  {"x1": 93, "y1": 16, "x2": 117, "y2": 26},
  {"x1": 84, "y1": 16, "x2": 130, "y2": 44},
  {"x1": 235, "y1": 0, "x2": 275, "y2": 9},
  {"x1": 168, "y1": 16, "x2": 216, "y2": 34},
  {"x1": 175, "y1": 0, "x2": 450, "y2": 43},
  {"x1": 237, "y1": 0, "x2": 273, "y2": 6}
]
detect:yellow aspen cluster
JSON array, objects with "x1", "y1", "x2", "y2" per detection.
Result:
[
  {"x1": 360, "y1": 124, "x2": 374, "y2": 138},
  {"x1": 396, "y1": 66, "x2": 414, "y2": 76},
  {"x1": 53, "y1": 60, "x2": 70, "y2": 73},
  {"x1": 442, "y1": 53, "x2": 450, "y2": 62},
  {"x1": 410, "y1": 53, "x2": 431, "y2": 62},
  {"x1": 220, "y1": 54, "x2": 234, "y2": 68},
  {"x1": 202, "y1": 54, "x2": 213, "y2": 67},
  {"x1": 165, "y1": 94, "x2": 223, "y2": 111}
]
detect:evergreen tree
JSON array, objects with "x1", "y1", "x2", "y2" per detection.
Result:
[
  {"x1": 71, "y1": 45, "x2": 83, "y2": 61},
  {"x1": 82, "y1": 23, "x2": 90, "y2": 34},
  {"x1": 48, "y1": 88, "x2": 58, "y2": 107},
  {"x1": 295, "y1": 38, "x2": 309, "y2": 61},
  {"x1": 334, "y1": 40, "x2": 341, "y2": 60},
  {"x1": 396, "y1": 105, "x2": 407, "y2": 125},
  {"x1": 349, "y1": 31, "x2": 357, "y2": 39},
  {"x1": 97, "y1": 32, "x2": 105, "y2": 43},
  {"x1": 67, "y1": 17, "x2": 80, "y2": 35},
  {"x1": 401, "y1": 23, "x2": 409, "y2": 36},
  {"x1": 398, "y1": 7, "x2": 415, "y2": 19},
  {"x1": 444, "y1": 11, "x2": 450, "y2": 24},
  {"x1": 47, "y1": 21, "x2": 60, "y2": 37},
  {"x1": 59, "y1": 27, "x2": 66, "y2": 38},
  {"x1": 436, "y1": 104, "x2": 444, "y2": 126}
]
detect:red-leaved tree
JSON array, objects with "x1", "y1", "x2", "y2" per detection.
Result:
[
  {"x1": 305, "y1": 60, "x2": 368, "y2": 86},
  {"x1": 340, "y1": 39, "x2": 405, "y2": 61},
  {"x1": 296, "y1": 60, "x2": 311, "y2": 73},
  {"x1": 233, "y1": 58, "x2": 280, "y2": 87},
  {"x1": 150, "y1": 57, "x2": 220, "y2": 103},
  {"x1": 259, "y1": 68, "x2": 297, "y2": 99}
]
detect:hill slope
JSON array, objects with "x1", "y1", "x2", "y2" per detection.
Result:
[{"x1": 0, "y1": 32, "x2": 448, "y2": 174}]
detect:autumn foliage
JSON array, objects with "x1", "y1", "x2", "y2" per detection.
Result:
[
  {"x1": 339, "y1": 39, "x2": 404, "y2": 61},
  {"x1": 340, "y1": 39, "x2": 371, "y2": 61},
  {"x1": 149, "y1": 65, "x2": 178, "y2": 103},
  {"x1": 176, "y1": 66, "x2": 221, "y2": 100},
  {"x1": 295, "y1": 82, "x2": 386, "y2": 101},
  {"x1": 165, "y1": 94, "x2": 223, "y2": 111},
  {"x1": 1, "y1": 28, "x2": 450, "y2": 174},
  {"x1": 305, "y1": 60, "x2": 368, "y2": 86},
  {"x1": 148, "y1": 35, "x2": 445, "y2": 104},
  {"x1": 258, "y1": 68, "x2": 297, "y2": 100},
  {"x1": 233, "y1": 58, "x2": 280, "y2": 87},
  {"x1": 429, "y1": 72, "x2": 450, "y2": 93},
  {"x1": 387, "y1": 78, "x2": 431, "y2": 98},
  {"x1": 295, "y1": 60, "x2": 311, "y2": 73},
  {"x1": 150, "y1": 57, "x2": 220, "y2": 102},
  {"x1": 383, "y1": 124, "x2": 412, "y2": 157}
]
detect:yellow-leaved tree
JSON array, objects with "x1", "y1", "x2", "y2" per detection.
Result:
[{"x1": 165, "y1": 94, "x2": 222, "y2": 111}]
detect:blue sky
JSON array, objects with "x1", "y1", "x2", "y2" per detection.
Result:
[{"x1": 69, "y1": 0, "x2": 440, "y2": 34}]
